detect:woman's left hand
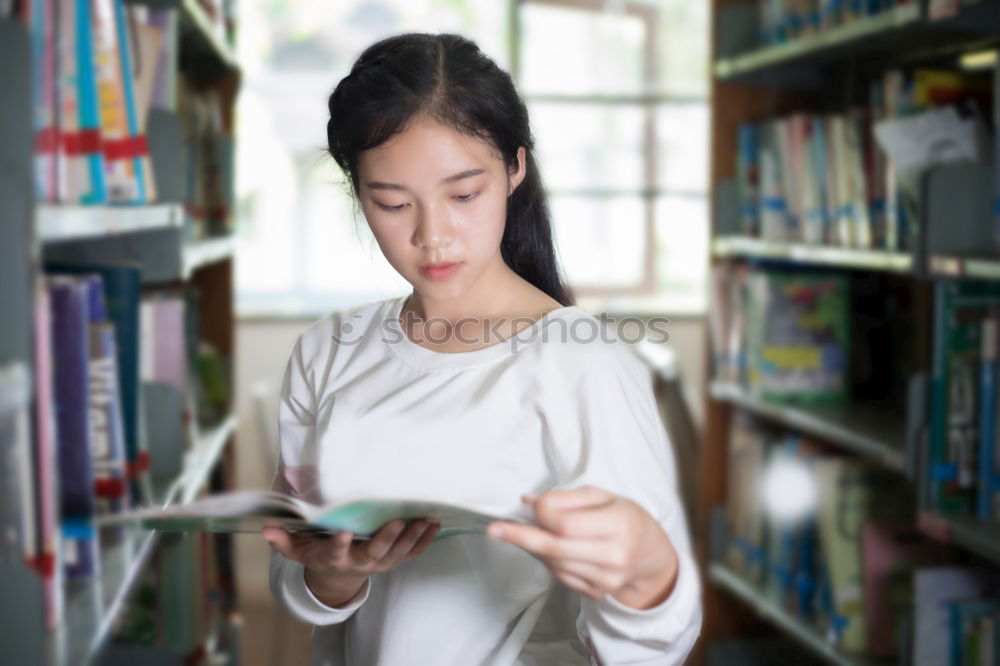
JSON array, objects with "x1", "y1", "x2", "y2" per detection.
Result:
[{"x1": 486, "y1": 485, "x2": 679, "y2": 610}]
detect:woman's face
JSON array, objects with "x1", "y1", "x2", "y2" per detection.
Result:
[{"x1": 357, "y1": 116, "x2": 526, "y2": 304}]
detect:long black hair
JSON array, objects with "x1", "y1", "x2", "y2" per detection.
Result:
[{"x1": 326, "y1": 32, "x2": 575, "y2": 307}]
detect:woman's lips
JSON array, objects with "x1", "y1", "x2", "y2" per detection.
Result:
[{"x1": 420, "y1": 262, "x2": 462, "y2": 281}]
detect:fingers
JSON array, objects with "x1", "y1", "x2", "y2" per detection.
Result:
[
  {"x1": 261, "y1": 527, "x2": 295, "y2": 558},
  {"x1": 361, "y1": 519, "x2": 407, "y2": 561},
  {"x1": 549, "y1": 556, "x2": 627, "y2": 595},
  {"x1": 530, "y1": 485, "x2": 612, "y2": 513},
  {"x1": 384, "y1": 520, "x2": 434, "y2": 560},
  {"x1": 408, "y1": 520, "x2": 441, "y2": 555},
  {"x1": 262, "y1": 526, "x2": 355, "y2": 565},
  {"x1": 552, "y1": 568, "x2": 606, "y2": 601},
  {"x1": 488, "y1": 522, "x2": 611, "y2": 564}
]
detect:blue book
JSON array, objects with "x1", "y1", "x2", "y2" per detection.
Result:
[
  {"x1": 77, "y1": 274, "x2": 130, "y2": 518},
  {"x1": 75, "y1": 0, "x2": 108, "y2": 203},
  {"x1": 48, "y1": 276, "x2": 100, "y2": 580},
  {"x1": 737, "y1": 123, "x2": 759, "y2": 236},
  {"x1": 47, "y1": 262, "x2": 145, "y2": 503},
  {"x1": 980, "y1": 313, "x2": 1000, "y2": 520}
]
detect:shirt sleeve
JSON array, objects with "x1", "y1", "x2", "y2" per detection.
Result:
[
  {"x1": 267, "y1": 333, "x2": 371, "y2": 625},
  {"x1": 552, "y1": 339, "x2": 703, "y2": 665}
]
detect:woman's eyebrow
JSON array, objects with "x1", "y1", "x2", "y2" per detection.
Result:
[{"x1": 366, "y1": 168, "x2": 485, "y2": 191}]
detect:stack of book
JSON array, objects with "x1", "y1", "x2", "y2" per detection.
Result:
[
  {"x1": 27, "y1": 0, "x2": 173, "y2": 205},
  {"x1": 929, "y1": 281, "x2": 1000, "y2": 524},
  {"x1": 710, "y1": 265, "x2": 851, "y2": 404},
  {"x1": 24, "y1": 0, "x2": 236, "y2": 240},
  {"x1": 756, "y1": 0, "x2": 916, "y2": 46},
  {"x1": 724, "y1": 406, "x2": 1000, "y2": 663},
  {"x1": 735, "y1": 67, "x2": 992, "y2": 253},
  {"x1": 14, "y1": 261, "x2": 232, "y2": 632}
]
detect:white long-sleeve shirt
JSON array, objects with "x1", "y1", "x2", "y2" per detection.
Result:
[{"x1": 269, "y1": 293, "x2": 702, "y2": 665}]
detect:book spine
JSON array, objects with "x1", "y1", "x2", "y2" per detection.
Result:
[
  {"x1": 48, "y1": 276, "x2": 99, "y2": 580},
  {"x1": 32, "y1": 278, "x2": 63, "y2": 629},
  {"x1": 91, "y1": 0, "x2": 138, "y2": 203},
  {"x1": 90, "y1": 322, "x2": 129, "y2": 516},
  {"x1": 74, "y1": 0, "x2": 107, "y2": 203},
  {"x1": 113, "y1": 0, "x2": 148, "y2": 203},
  {"x1": 738, "y1": 124, "x2": 762, "y2": 239},
  {"x1": 979, "y1": 314, "x2": 998, "y2": 520}
]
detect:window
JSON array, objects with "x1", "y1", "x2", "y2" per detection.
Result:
[
  {"x1": 515, "y1": 0, "x2": 709, "y2": 314},
  {"x1": 234, "y1": 0, "x2": 708, "y2": 317}
]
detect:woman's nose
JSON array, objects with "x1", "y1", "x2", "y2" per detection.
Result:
[{"x1": 413, "y1": 205, "x2": 454, "y2": 250}]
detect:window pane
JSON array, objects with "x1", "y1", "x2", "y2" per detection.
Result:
[
  {"x1": 519, "y1": 4, "x2": 646, "y2": 96},
  {"x1": 550, "y1": 196, "x2": 646, "y2": 288},
  {"x1": 653, "y1": 1, "x2": 710, "y2": 97},
  {"x1": 657, "y1": 103, "x2": 709, "y2": 193},
  {"x1": 654, "y1": 195, "x2": 708, "y2": 312},
  {"x1": 530, "y1": 103, "x2": 646, "y2": 191}
]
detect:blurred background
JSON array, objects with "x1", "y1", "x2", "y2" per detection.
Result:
[{"x1": 3, "y1": 0, "x2": 1000, "y2": 664}]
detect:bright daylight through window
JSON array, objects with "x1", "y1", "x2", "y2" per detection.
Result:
[{"x1": 234, "y1": 0, "x2": 708, "y2": 317}]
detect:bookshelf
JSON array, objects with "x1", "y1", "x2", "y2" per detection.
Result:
[
  {"x1": 714, "y1": 0, "x2": 1000, "y2": 87},
  {"x1": 0, "y1": 1, "x2": 241, "y2": 663},
  {"x1": 708, "y1": 381, "x2": 909, "y2": 473},
  {"x1": 712, "y1": 235, "x2": 915, "y2": 272},
  {"x1": 708, "y1": 563, "x2": 889, "y2": 666},
  {"x1": 702, "y1": 1, "x2": 1000, "y2": 664},
  {"x1": 52, "y1": 414, "x2": 236, "y2": 666}
]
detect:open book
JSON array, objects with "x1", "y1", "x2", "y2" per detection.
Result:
[{"x1": 96, "y1": 490, "x2": 534, "y2": 541}]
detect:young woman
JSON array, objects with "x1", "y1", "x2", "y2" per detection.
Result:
[{"x1": 261, "y1": 32, "x2": 702, "y2": 666}]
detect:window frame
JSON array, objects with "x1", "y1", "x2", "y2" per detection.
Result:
[{"x1": 511, "y1": 0, "x2": 709, "y2": 305}]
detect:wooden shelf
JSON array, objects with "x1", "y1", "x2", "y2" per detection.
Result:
[
  {"x1": 714, "y1": 4, "x2": 922, "y2": 83},
  {"x1": 36, "y1": 204, "x2": 183, "y2": 243},
  {"x1": 918, "y1": 511, "x2": 1000, "y2": 567},
  {"x1": 713, "y1": 236, "x2": 914, "y2": 272},
  {"x1": 929, "y1": 254, "x2": 1000, "y2": 280},
  {"x1": 51, "y1": 413, "x2": 237, "y2": 666},
  {"x1": 710, "y1": 381, "x2": 908, "y2": 473},
  {"x1": 709, "y1": 563, "x2": 888, "y2": 666}
]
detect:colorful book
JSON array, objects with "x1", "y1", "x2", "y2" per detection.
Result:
[
  {"x1": 46, "y1": 262, "x2": 147, "y2": 503},
  {"x1": 91, "y1": 0, "x2": 140, "y2": 202},
  {"x1": 112, "y1": 0, "x2": 151, "y2": 203},
  {"x1": 745, "y1": 270, "x2": 850, "y2": 404},
  {"x1": 74, "y1": 0, "x2": 107, "y2": 203}
]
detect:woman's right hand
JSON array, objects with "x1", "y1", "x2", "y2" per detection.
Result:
[{"x1": 262, "y1": 518, "x2": 441, "y2": 604}]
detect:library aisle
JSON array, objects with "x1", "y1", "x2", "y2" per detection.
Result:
[
  {"x1": 703, "y1": 1, "x2": 1000, "y2": 665},
  {"x1": 5, "y1": 1, "x2": 1000, "y2": 665}
]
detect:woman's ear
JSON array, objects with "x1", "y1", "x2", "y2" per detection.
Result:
[{"x1": 508, "y1": 147, "x2": 527, "y2": 196}]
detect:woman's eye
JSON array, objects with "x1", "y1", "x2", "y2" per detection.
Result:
[
  {"x1": 377, "y1": 202, "x2": 406, "y2": 212},
  {"x1": 454, "y1": 192, "x2": 479, "y2": 203}
]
